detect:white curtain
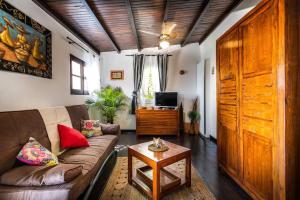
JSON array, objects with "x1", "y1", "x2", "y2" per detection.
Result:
[{"x1": 140, "y1": 56, "x2": 160, "y2": 106}]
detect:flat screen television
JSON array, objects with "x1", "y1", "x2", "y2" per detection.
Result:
[{"x1": 155, "y1": 92, "x2": 178, "y2": 108}]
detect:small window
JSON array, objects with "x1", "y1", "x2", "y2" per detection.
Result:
[{"x1": 70, "y1": 55, "x2": 89, "y2": 95}]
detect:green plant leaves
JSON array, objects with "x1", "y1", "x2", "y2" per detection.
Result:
[
  {"x1": 188, "y1": 111, "x2": 200, "y2": 123},
  {"x1": 85, "y1": 86, "x2": 129, "y2": 124}
]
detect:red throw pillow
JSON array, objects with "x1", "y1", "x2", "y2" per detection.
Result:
[{"x1": 57, "y1": 124, "x2": 89, "y2": 149}]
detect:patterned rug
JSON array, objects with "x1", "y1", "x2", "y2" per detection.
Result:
[{"x1": 99, "y1": 157, "x2": 216, "y2": 200}]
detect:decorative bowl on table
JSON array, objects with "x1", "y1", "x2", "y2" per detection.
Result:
[{"x1": 148, "y1": 137, "x2": 169, "y2": 152}]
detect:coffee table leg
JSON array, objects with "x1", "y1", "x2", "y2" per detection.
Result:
[
  {"x1": 186, "y1": 156, "x2": 191, "y2": 187},
  {"x1": 128, "y1": 153, "x2": 132, "y2": 185},
  {"x1": 153, "y1": 165, "x2": 160, "y2": 200}
]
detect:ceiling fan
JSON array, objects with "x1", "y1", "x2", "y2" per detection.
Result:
[{"x1": 138, "y1": 21, "x2": 177, "y2": 49}]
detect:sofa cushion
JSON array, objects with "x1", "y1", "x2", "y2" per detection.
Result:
[
  {"x1": 58, "y1": 135, "x2": 118, "y2": 175},
  {"x1": 58, "y1": 124, "x2": 89, "y2": 149},
  {"x1": 17, "y1": 137, "x2": 58, "y2": 167},
  {"x1": 39, "y1": 107, "x2": 73, "y2": 156},
  {"x1": 81, "y1": 120, "x2": 103, "y2": 137},
  {"x1": 100, "y1": 123, "x2": 120, "y2": 135},
  {"x1": 0, "y1": 110, "x2": 50, "y2": 175},
  {"x1": 66, "y1": 105, "x2": 90, "y2": 131},
  {"x1": 0, "y1": 164, "x2": 82, "y2": 186}
]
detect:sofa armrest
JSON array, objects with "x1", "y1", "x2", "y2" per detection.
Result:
[{"x1": 100, "y1": 123, "x2": 120, "y2": 136}]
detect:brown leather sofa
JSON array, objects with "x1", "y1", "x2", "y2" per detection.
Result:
[{"x1": 0, "y1": 105, "x2": 120, "y2": 200}]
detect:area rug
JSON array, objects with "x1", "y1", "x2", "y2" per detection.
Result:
[{"x1": 99, "y1": 157, "x2": 216, "y2": 200}]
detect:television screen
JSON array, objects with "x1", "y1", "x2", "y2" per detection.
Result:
[{"x1": 155, "y1": 92, "x2": 178, "y2": 107}]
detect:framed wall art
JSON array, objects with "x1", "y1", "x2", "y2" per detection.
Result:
[
  {"x1": 110, "y1": 70, "x2": 124, "y2": 80},
  {"x1": 0, "y1": 0, "x2": 52, "y2": 78}
]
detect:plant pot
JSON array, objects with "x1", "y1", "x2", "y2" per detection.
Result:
[{"x1": 184, "y1": 122, "x2": 199, "y2": 134}]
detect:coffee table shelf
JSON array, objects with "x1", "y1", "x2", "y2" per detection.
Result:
[
  {"x1": 136, "y1": 166, "x2": 181, "y2": 192},
  {"x1": 132, "y1": 173, "x2": 185, "y2": 199}
]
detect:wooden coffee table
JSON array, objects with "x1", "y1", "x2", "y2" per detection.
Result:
[{"x1": 128, "y1": 141, "x2": 191, "y2": 200}]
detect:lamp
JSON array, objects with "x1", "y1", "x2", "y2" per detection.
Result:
[{"x1": 159, "y1": 39, "x2": 170, "y2": 49}]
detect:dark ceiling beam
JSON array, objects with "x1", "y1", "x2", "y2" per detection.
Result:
[
  {"x1": 125, "y1": 0, "x2": 141, "y2": 51},
  {"x1": 81, "y1": 0, "x2": 120, "y2": 53},
  {"x1": 181, "y1": 0, "x2": 210, "y2": 46},
  {"x1": 198, "y1": 0, "x2": 242, "y2": 44},
  {"x1": 163, "y1": 0, "x2": 171, "y2": 22},
  {"x1": 32, "y1": 0, "x2": 100, "y2": 54}
]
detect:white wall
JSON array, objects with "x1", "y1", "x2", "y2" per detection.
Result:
[
  {"x1": 196, "y1": 62, "x2": 205, "y2": 135},
  {"x1": 0, "y1": 0, "x2": 100, "y2": 111},
  {"x1": 167, "y1": 44, "x2": 200, "y2": 119},
  {"x1": 198, "y1": 0, "x2": 261, "y2": 138},
  {"x1": 100, "y1": 44, "x2": 200, "y2": 129},
  {"x1": 100, "y1": 49, "x2": 136, "y2": 129}
]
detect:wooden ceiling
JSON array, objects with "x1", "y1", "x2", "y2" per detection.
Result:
[{"x1": 33, "y1": 0, "x2": 242, "y2": 53}]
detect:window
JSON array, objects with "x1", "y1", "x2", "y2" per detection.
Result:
[
  {"x1": 70, "y1": 55, "x2": 89, "y2": 95},
  {"x1": 141, "y1": 56, "x2": 160, "y2": 106}
]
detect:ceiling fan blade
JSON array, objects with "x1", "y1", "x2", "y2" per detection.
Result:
[
  {"x1": 162, "y1": 22, "x2": 177, "y2": 34},
  {"x1": 168, "y1": 23, "x2": 177, "y2": 34},
  {"x1": 138, "y1": 30, "x2": 160, "y2": 37}
]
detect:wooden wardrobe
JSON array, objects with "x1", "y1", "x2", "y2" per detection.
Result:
[{"x1": 216, "y1": 0, "x2": 299, "y2": 199}]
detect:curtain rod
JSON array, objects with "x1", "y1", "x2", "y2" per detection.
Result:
[
  {"x1": 126, "y1": 54, "x2": 172, "y2": 56},
  {"x1": 67, "y1": 37, "x2": 89, "y2": 53}
]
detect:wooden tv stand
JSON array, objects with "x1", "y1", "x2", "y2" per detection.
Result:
[{"x1": 136, "y1": 108, "x2": 179, "y2": 136}]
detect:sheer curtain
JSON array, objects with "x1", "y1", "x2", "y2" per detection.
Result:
[{"x1": 140, "y1": 56, "x2": 160, "y2": 107}]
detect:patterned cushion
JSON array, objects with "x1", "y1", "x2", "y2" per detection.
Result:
[
  {"x1": 16, "y1": 137, "x2": 58, "y2": 166},
  {"x1": 81, "y1": 120, "x2": 102, "y2": 138}
]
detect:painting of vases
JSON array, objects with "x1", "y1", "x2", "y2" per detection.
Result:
[{"x1": 0, "y1": 0, "x2": 51, "y2": 78}]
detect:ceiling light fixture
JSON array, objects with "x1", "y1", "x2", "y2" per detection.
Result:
[{"x1": 159, "y1": 39, "x2": 170, "y2": 49}]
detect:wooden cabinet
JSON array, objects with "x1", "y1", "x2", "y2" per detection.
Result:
[
  {"x1": 217, "y1": 0, "x2": 299, "y2": 199},
  {"x1": 136, "y1": 109, "x2": 179, "y2": 136}
]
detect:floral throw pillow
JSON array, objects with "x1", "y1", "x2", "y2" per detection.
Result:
[
  {"x1": 81, "y1": 120, "x2": 102, "y2": 138},
  {"x1": 16, "y1": 137, "x2": 58, "y2": 166}
]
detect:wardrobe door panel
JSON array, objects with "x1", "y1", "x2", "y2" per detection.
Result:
[
  {"x1": 218, "y1": 124, "x2": 228, "y2": 167},
  {"x1": 219, "y1": 29, "x2": 239, "y2": 81},
  {"x1": 240, "y1": 3, "x2": 273, "y2": 76},
  {"x1": 242, "y1": 74, "x2": 274, "y2": 121},
  {"x1": 217, "y1": 28, "x2": 240, "y2": 179},
  {"x1": 243, "y1": 131, "x2": 273, "y2": 200},
  {"x1": 239, "y1": 3, "x2": 274, "y2": 199}
]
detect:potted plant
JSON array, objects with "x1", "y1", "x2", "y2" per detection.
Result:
[
  {"x1": 143, "y1": 71, "x2": 155, "y2": 107},
  {"x1": 85, "y1": 86, "x2": 128, "y2": 124},
  {"x1": 187, "y1": 97, "x2": 200, "y2": 134}
]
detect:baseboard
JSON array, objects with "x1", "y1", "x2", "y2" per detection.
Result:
[
  {"x1": 210, "y1": 135, "x2": 217, "y2": 143},
  {"x1": 199, "y1": 134, "x2": 207, "y2": 140},
  {"x1": 200, "y1": 133, "x2": 209, "y2": 138}
]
